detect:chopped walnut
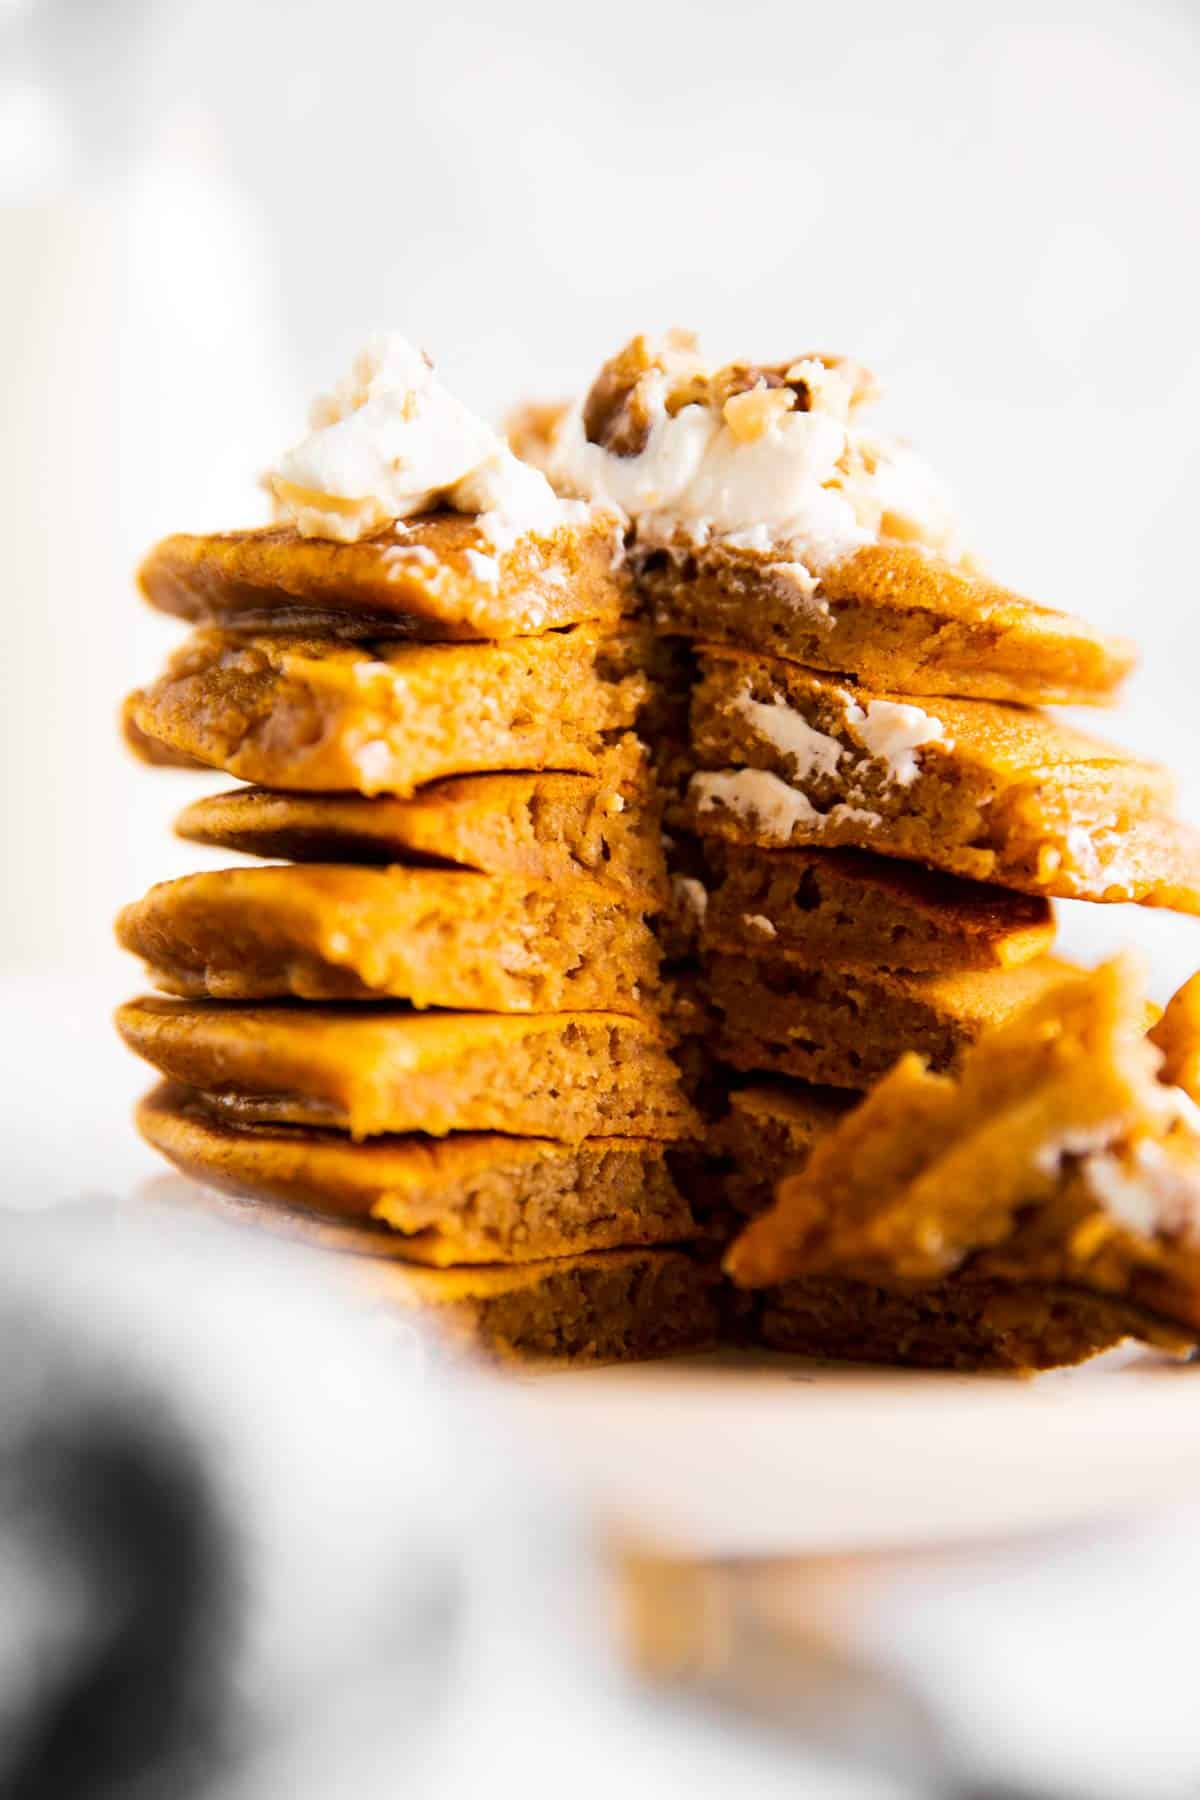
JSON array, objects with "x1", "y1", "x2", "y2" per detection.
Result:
[
  {"x1": 713, "y1": 362, "x2": 810, "y2": 410},
  {"x1": 581, "y1": 336, "x2": 658, "y2": 456},
  {"x1": 723, "y1": 386, "x2": 798, "y2": 443},
  {"x1": 784, "y1": 355, "x2": 881, "y2": 413},
  {"x1": 580, "y1": 335, "x2": 881, "y2": 458},
  {"x1": 667, "y1": 362, "x2": 810, "y2": 418}
]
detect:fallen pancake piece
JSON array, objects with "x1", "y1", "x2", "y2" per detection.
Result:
[
  {"x1": 753, "y1": 1276, "x2": 1193, "y2": 1371},
  {"x1": 118, "y1": 865, "x2": 661, "y2": 1011},
  {"x1": 125, "y1": 624, "x2": 651, "y2": 796},
  {"x1": 707, "y1": 951, "x2": 1075, "y2": 1089},
  {"x1": 140, "y1": 511, "x2": 630, "y2": 641},
  {"x1": 700, "y1": 844, "x2": 1054, "y2": 973},
  {"x1": 363, "y1": 1247, "x2": 720, "y2": 1365},
  {"x1": 137, "y1": 1084, "x2": 696, "y2": 1264},
  {"x1": 172, "y1": 745, "x2": 666, "y2": 894},
  {"x1": 116, "y1": 998, "x2": 699, "y2": 1143},
  {"x1": 728, "y1": 958, "x2": 1200, "y2": 1350},
  {"x1": 638, "y1": 540, "x2": 1134, "y2": 707},
  {"x1": 687, "y1": 645, "x2": 1200, "y2": 911}
]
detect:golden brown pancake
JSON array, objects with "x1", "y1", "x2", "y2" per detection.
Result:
[
  {"x1": 638, "y1": 536, "x2": 1136, "y2": 706},
  {"x1": 172, "y1": 743, "x2": 667, "y2": 894},
  {"x1": 687, "y1": 645, "x2": 1200, "y2": 910},
  {"x1": 706, "y1": 951, "x2": 1076, "y2": 1089},
  {"x1": 699, "y1": 843, "x2": 1055, "y2": 972},
  {"x1": 363, "y1": 1247, "x2": 720, "y2": 1364},
  {"x1": 139, "y1": 510, "x2": 631, "y2": 640},
  {"x1": 117, "y1": 865, "x2": 661, "y2": 1012},
  {"x1": 137, "y1": 1084, "x2": 696, "y2": 1265},
  {"x1": 146, "y1": 1163, "x2": 720, "y2": 1365},
  {"x1": 116, "y1": 997, "x2": 699, "y2": 1143},
  {"x1": 752, "y1": 1276, "x2": 1192, "y2": 1371},
  {"x1": 125, "y1": 624, "x2": 653, "y2": 796},
  {"x1": 707, "y1": 1081, "x2": 852, "y2": 1217}
]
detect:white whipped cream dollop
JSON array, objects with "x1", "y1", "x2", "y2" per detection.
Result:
[
  {"x1": 548, "y1": 334, "x2": 963, "y2": 568},
  {"x1": 269, "y1": 333, "x2": 584, "y2": 545}
]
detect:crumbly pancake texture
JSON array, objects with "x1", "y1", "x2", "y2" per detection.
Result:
[
  {"x1": 139, "y1": 511, "x2": 632, "y2": 640},
  {"x1": 687, "y1": 645, "x2": 1200, "y2": 911},
  {"x1": 172, "y1": 743, "x2": 666, "y2": 895},
  {"x1": 707, "y1": 951, "x2": 1074, "y2": 1089},
  {"x1": 125, "y1": 624, "x2": 652, "y2": 796},
  {"x1": 137, "y1": 1084, "x2": 696, "y2": 1265},
  {"x1": 753, "y1": 1276, "x2": 1193, "y2": 1371},
  {"x1": 116, "y1": 998, "x2": 699, "y2": 1143},
  {"x1": 708, "y1": 1081, "x2": 851, "y2": 1217},
  {"x1": 700, "y1": 843, "x2": 1054, "y2": 972},
  {"x1": 728, "y1": 959, "x2": 1200, "y2": 1344},
  {"x1": 638, "y1": 538, "x2": 1136, "y2": 706},
  {"x1": 118, "y1": 866, "x2": 661, "y2": 1012},
  {"x1": 363, "y1": 1247, "x2": 721, "y2": 1365}
]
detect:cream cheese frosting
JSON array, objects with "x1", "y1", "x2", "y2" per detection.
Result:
[
  {"x1": 728, "y1": 682, "x2": 949, "y2": 791},
  {"x1": 547, "y1": 332, "x2": 963, "y2": 568},
  {"x1": 268, "y1": 333, "x2": 588, "y2": 545}
]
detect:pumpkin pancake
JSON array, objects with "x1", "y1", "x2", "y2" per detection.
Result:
[
  {"x1": 118, "y1": 865, "x2": 661, "y2": 1011},
  {"x1": 116, "y1": 997, "x2": 699, "y2": 1143},
  {"x1": 137, "y1": 1084, "x2": 696, "y2": 1264},
  {"x1": 751, "y1": 1276, "x2": 1193, "y2": 1371},
  {"x1": 728, "y1": 959, "x2": 1200, "y2": 1354},
  {"x1": 708, "y1": 1081, "x2": 852, "y2": 1217},
  {"x1": 125, "y1": 623, "x2": 653, "y2": 796},
  {"x1": 637, "y1": 537, "x2": 1135, "y2": 706},
  {"x1": 139, "y1": 509, "x2": 631, "y2": 641},
  {"x1": 172, "y1": 744, "x2": 667, "y2": 895},
  {"x1": 121, "y1": 695, "x2": 208, "y2": 768},
  {"x1": 363, "y1": 1247, "x2": 721, "y2": 1364},
  {"x1": 687, "y1": 645, "x2": 1200, "y2": 911},
  {"x1": 706, "y1": 951, "x2": 1076, "y2": 1090},
  {"x1": 700, "y1": 843, "x2": 1054, "y2": 973}
]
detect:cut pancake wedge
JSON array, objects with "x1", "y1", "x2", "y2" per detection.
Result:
[
  {"x1": 117, "y1": 998, "x2": 699, "y2": 1143},
  {"x1": 687, "y1": 645, "x2": 1200, "y2": 910},
  {"x1": 118, "y1": 865, "x2": 661, "y2": 1011},
  {"x1": 139, "y1": 510, "x2": 632, "y2": 640},
  {"x1": 137, "y1": 1084, "x2": 697, "y2": 1265},
  {"x1": 125, "y1": 624, "x2": 653, "y2": 796}
]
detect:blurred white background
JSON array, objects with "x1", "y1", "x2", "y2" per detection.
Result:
[{"x1": 2, "y1": 0, "x2": 1199, "y2": 1192}]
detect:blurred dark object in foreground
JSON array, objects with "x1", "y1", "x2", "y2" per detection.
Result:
[
  {"x1": 0, "y1": 1312, "x2": 235, "y2": 1798},
  {"x1": 0, "y1": 1203, "x2": 459, "y2": 1800}
]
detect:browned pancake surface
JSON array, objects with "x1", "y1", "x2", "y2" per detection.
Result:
[{"x1": 140, "y1": 510, "x2": 631, "y2": 639}]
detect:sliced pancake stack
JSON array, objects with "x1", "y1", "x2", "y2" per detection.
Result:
[
  {"x1": 539, "y1": 334, "x2": 1200, "y2": 1368},
  {"x1": 118, "y1": 332, "x2": 1200, "y2": 1371},
  {"x1": 660, "y1": 543, "x2": 1200, "y2": 1364},
  {"x1": 117, "y1": 497, "x2": 722, "y2": 1364}
]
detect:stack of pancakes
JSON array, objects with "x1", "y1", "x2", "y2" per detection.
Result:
[
  {"x1": 117, "y1": 335, "x2": 1200, "y2": 1370},
  {"x1": 116, "y1": 513, "x2": 724, "y2": 1363},
  {"x1": 650, "y1": 526, "x2": 1200, "y2": 1364}
]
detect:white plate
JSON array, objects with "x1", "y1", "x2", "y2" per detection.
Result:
[{"x1": 496, "y1": 1345, "x2": 1200, "y2": 1555}]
